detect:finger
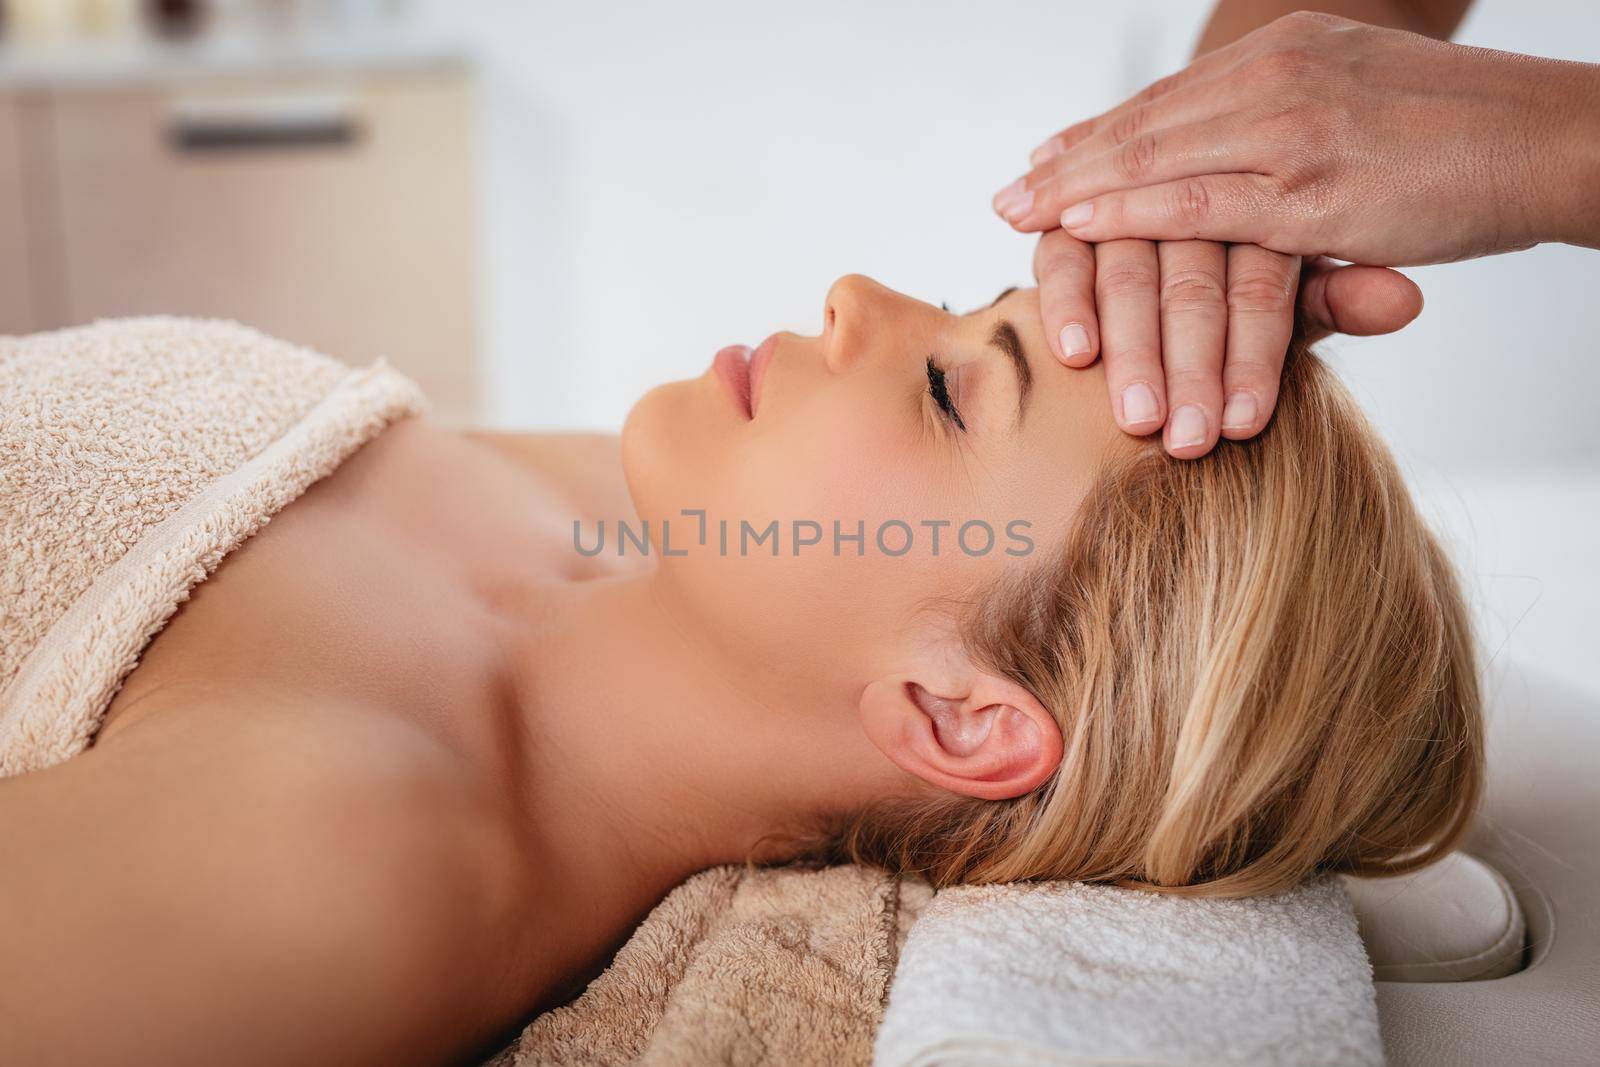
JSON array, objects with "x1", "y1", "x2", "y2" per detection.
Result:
[
  {"x1": 999, "y1": 114, "x2": 1266, "y2": 232},
  {"x1": 1027, "y1": 40, "x2": 1251, "y2": 165},
  {"x1": 1057, "y1": 174, "x2": 1292, "y2": 250},
  {"x1": 1298, "y1": 260, "x2": 1423, "y2": 340},
  {"x1": 1219, "y1": 244, "x2": 1299, "y2": 441},
  {"x1": 1155, "y1": 240, "x2": 1228, "y2": 458},
  {"x1": 1031, "y1": 229, "x2": 1100, "y2": 366},
  {"x1": 1093, "y1": 240, "x2": 1166, "y2": 437}
]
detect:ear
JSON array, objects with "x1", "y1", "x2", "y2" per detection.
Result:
[{"x1": 859, "y1": 656, "x2": 1063, "y2": 802}]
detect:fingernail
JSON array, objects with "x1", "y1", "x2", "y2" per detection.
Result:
[
  {"x1": 1169, "y1": 404, "x2": 1208, "y2": 449},
  {"x1": 1121, "y1": 382, "x2": 1159, "y2": 427},
  {"x1": 1222, "y1": 391, "x2": 1257, "y2": 430},
  {"x1": 1059, "y1": 323, "x2": 1091, "y2": 361},
  {"x1": 992, "y1": 178, "x2": 1034, "y2": 221},
  {"x1": 1060, "y1": 201, "x2": 1093, "y2": 228},
  {"x1": 1030, "y1": 138, "x2": 1063, "y2": 166}
]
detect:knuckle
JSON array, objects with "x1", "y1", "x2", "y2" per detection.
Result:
[
  {"x1": 1282, "y1": 174, "x2": 1340, "y2": 236},
  {"x1": 1164, "y1": 367, "x2": 1222, "y2": 397},
  {"x1": 1274, "y1": 10, "x2": 1337, "y2": 37},
  {"x1": 1096, "y1": 264, "x2": 1159, "y2": 300},
  {"x1": 1256, "y1": 170, "x2": 1302, "y2": 214},
  {"x1": 1109, "y1": 106, "x2": 1144, "y2": 146},
  {"x1": 1227, "y1": 268, "x2": 1294, "y2": 313},
  {"x1": 1034, "y1": 233, "x2": 1069, "y2": 273},
  {"x1": 1106, "y1": 350, "x2": 1162, "y2": 377},
  {"x1": 1259, "y1": 98, "x2": 1308, "y2": 138},
  {"x1": 1150, "y1": 69, "x2": 1184, "y2": 98},
  {"x1": 1032, "y1": 236, "x2": 1057, "y2": 273},
  {"x1": 1251, "y1": 44, "x2": 1318, "y2": 83},
  {"x1": 1160, "y1": 267, "x2": 1227, "y2": 311},
  {"x1": 1166, "y1": 179, "x2": 1214, "y2": 229},
  {"x1": 1114, "y1": 133, "x2": 1159, "y2": 183},
  {"x1": 1035, "y1": 231, "x2": 1091, "y2": 277},
  {"x1": 1040, "y1": 256, "x2": 1090, "y2": 295},
  {"x1": 1135, "y1": 69, "x2": 1183, "y2": 107},
  {"x1": 1223, "y1": 357, "x2": 1282, "y2": 387}
]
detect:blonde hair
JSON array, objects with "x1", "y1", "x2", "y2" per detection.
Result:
[{"x1": 789, "y1": 338, "x2": 1483, "y2": 898}]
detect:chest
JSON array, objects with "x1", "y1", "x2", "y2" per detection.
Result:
[{"x1": 98, "y1": 420, "x2": 588, "y2": 748}]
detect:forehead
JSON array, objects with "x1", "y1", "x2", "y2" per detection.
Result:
[{"x1": 972, "y1": 286, "x2": 1134, "y2": 488}]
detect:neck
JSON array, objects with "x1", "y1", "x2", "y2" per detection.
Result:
[{"x1": 488, "y1": 567, "x2": 902, "y2": 940}]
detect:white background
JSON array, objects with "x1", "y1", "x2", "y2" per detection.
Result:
[{"x1": 410, "y1": 0, "x2": 1600, "y2": 697}]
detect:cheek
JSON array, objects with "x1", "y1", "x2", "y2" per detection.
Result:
[
  {"x1": 735, "y1": 391, "x2": 941, "y2": 529},
  {"x1": 630, "y1": 377, "x2": 1048, "y2": 680},
  {"x1": 651, "y1": 395, "x2": 948, "y2": 676}
]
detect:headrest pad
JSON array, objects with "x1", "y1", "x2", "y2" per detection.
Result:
[{"x1": 1342, "y1": 852, "x2": 1524, "y2": 982}]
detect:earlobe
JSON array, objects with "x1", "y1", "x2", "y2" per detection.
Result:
[{"x1": 859, "y1": 670, "x2": 1063, "y2": 802}]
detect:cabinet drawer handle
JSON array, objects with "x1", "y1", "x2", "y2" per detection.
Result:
[{"x1": 168, "y1": 94, "x2": 361, "y2": 153}]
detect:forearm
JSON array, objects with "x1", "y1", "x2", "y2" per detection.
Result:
[{"x1": 1194, "y1": 0, "x2": 1471, "y2": 56}]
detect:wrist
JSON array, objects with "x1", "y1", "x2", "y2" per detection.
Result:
[
  {"x1": 1538, "y1": 61, "x2": 1600, "y2": 250},
  {"x1": 1498, "y1": 54, "x2": 1600, "y2": 251}
]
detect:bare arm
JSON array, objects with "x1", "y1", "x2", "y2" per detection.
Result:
[
  {"x1": 1195, "y1": 0, "x2": 1473, "y2": 54},
  {"x1": 0, "y1": 703, "x2": 526, "y2": 1067}
]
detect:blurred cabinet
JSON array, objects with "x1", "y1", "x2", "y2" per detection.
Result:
[
  {"x1": 0, "y1": 62, "x2": 478, "y2": 423},
  {"x1": 0, "y1": 94, "x2": 35, "y2": 332}
]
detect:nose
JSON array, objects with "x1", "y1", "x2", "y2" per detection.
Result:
[{"x1": 822, "y1": 273, "x2": 902, "y2": 373}]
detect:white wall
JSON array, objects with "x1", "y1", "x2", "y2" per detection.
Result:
[
  {"x1": 413, "y1": 0, "x2": 1600, "y2": 481},
  {"x1": 405, "y1": 0, "x2": 1598, "y2": 695}
]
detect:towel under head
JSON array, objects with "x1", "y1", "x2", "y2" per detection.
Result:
[
  {"x1": 873, "y1": 875, "x2": 1380, "y2": 1067},
  {"x1": 492, "y1": 862, "x2": 933, "y2": 1066}
]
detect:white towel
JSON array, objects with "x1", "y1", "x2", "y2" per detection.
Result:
[{"x1": 872, "y1": 876, "x2": 1381, "y2": 1067}]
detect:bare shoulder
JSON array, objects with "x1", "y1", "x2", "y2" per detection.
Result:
[{"x1": 0, "y1": 696, "x2": 541, "y2": 1066}]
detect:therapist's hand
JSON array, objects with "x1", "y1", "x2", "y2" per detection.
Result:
[
  {"x1": 998, "y1": 11, "x2": 1600, "y2": 265},
  {"x1": 1033, "y1": 229, "x2": 1422, "y2": 457}
]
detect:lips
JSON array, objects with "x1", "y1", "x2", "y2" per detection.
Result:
[
  {"x1": 713, "y1": 334, "x2": 777, "y2": 420},
  {"x1": 748, "y1": 335, "x2": 775, "y2": 418},
  {"x1": 713, "y1": 344, "x2": 753, "y2": 418}
]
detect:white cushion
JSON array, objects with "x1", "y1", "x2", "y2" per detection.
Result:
[{"x1": 1342, "y1": 853, "x2": 1524, "y2": 982}]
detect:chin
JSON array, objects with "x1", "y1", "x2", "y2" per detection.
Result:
[{"x1": 620, "y1": 377, "x2": 718, "y2": 532}]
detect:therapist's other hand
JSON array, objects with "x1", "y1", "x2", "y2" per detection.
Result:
[
  {"x1": 1033, "y1": 229, "x2": 1422, "y2": 458},
  {"x1": 997, "y1": 11, "x2": 1600, "y2": 265}
]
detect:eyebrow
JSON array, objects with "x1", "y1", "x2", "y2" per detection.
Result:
[
  {"x1": 989, "y1": 319, "x2": 1032, "y2": 426},
  {"x1": 948, "y1": 286, "x2": 1031, "y2": 428}
]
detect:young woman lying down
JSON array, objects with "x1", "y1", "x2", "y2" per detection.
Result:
[{"x1": 0, "y1": 277, "x2": 1481, "y2": 1066}]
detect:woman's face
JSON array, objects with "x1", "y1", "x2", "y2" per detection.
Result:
[{"x1": 621, "y1": 275, "x2": 1133, "y2": 700}]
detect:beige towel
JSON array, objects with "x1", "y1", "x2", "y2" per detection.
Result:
[
  {"x1": 488, "y1": 863, "x2": 934, "y2": 1067},
  {"x1": 0, "y1": 316, "x2": 426, "y2": 777}
]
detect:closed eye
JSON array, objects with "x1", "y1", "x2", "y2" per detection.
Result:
[{"x1": 926, "y1": 357, "x2": 966, "y2": 432}]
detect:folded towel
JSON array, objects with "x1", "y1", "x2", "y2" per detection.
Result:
[
  {"x1": 0, "y1": 316, "x2": 425, "y2": 777},
  {"x1": 872, "y1": 876, "x2": 1381, "y2": 1067},
  {"x1": 487, "y1": 863, "x2": 933, "y2": 1066}
]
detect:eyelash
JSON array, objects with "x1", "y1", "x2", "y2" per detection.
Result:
[{"x1": 926, "y1": 357, "x2": 966, "y2": 432}]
